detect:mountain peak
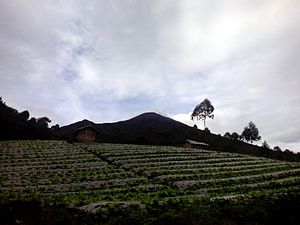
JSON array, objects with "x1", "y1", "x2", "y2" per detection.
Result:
[
  {"x1": 134, "y1": 112, "x2": 163, "y2": 118},
  {"x1": 81, "y1": 119, "x2": 93, "y2": 123}
]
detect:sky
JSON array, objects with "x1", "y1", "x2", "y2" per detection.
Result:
[{"x1": 1, "y1": 0, "x2": 300, "y2": 152}]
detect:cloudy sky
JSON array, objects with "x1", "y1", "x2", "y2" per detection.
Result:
[{"x1": 1, "y1": 0, "x2": 300, "y2": 152}]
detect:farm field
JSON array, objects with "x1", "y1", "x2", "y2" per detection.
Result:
[{"x1": 1, "y1": 140, "x2": 300, "y2": 224}]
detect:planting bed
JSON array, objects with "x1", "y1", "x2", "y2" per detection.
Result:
[{"x1": 1, "y1": 141, "x2": 299, "y2": 210}]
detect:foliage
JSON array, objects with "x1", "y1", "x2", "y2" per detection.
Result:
[
  {"x1": 0, "y1": 140, "x2": 299, "y2": 225},
  {"x1": 1, "y1": 191, "x2": 300, "y2": 225},
  {"x1": 261, "y1": 140, "x2": 270, "y2": 149},
  {"x1": 223, "y1": 132, "x2": 231, "y2": 139},
  {"x1": 1, "y1": 141, "x2": 299, "y2": 207},
  {"x1": 204, "y1": 127, "x2": 211, "y2": 133},
  {"x1": 241, "y1": 121, "x2": 261, "y2": 143},
  {"x1": 224, "y1": 132, "x2": 240, "y2": 140},
  {"x1": 191, "y1": 98, "x2": 214, "y2": 128},
  {"x1": 274, "y1": 146, "x2": 282, "y2": 152},
  {"x1": 230, "y1": 132, "x2": 240, "y2": 140},
  {"x1": 0, "y1": 97, "x2": 54, "y2": 140}
]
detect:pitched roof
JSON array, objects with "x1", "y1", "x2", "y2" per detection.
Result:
[
  {"x1": 73, "y1": 125, "x2": 99, "y2": 134},
  {"x1": 186, "y1": 139, "x2": 209, "y2": 146}
]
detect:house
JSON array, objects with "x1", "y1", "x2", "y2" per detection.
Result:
[
  {"x1": 73, "y1": 125, "x2": 98, "y2": 143},
  {"x1": 183, "y1": 139, "x2": 209, "y2": 149}
]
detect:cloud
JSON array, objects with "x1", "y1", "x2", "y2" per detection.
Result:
[{"x1": 0, "y1": 0, "x2": 300, "y2": 152}]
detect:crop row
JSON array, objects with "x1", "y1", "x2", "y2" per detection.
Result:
[
  {"x1": 100, "y1": 149, "x2": 244, "y2": 158},
  {"x1": 85, "y1": 143, "x2": 214, "y2": 154},
  {"x1": 172, "y1": 169, "x2": 300, "y2": 190},
  {"x1": 192, "y1": 177, "x2": 300, "y2": 196},
  {"x1": 0, "y1": 152, "x2": 96, "y2": 163},
  {"x1": 0, "y1": 141, "x2": 160, "y2": 205},
  {"x1": 1, "y1": 177, "x2": 150, "y2": 194},
  {"x1": 138, "y1": 161, "x2": 292, "y2": 177},
  {"x1": 2, "y1": 171, "x2": 140, "y2": 187},
  {"x1": 118, "y1": 157, "x2": 270, "y2": 170},
  {"x1": 0, "y1": 161, "x2": 108, "y2": 173},
  {"x1": 1, "y1": 141, "x2": 300, "y2": 207},
  {"x1": 153, "y1": 165, "x2": 299, "y2": 182},
  {"x1": 83, "y1": 143, "x2": 300, "y2": 201},
  {"x1": 0, "y1": 140, "x2": 77, "y2": 150}
]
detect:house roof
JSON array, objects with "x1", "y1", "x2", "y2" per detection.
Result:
[
  {"x1": 186, "y1": 139, "x2": 209, "y2": 146},
  {"x1": 73, "y1": 125, "x2": 99, "y2": 134}
]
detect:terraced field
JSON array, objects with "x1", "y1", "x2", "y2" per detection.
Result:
[{"x1": 0, "y1": 140, "x2": 299, "y2": 212}]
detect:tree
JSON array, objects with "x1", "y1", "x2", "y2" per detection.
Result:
[
  {"x1": 231, "y1": 132, "x2": 240, "y2": 140},
  {"x1": 51, "y1": 124, "x2": 60, "y2": 131},
  {"x1": 241, "y1": 121, "x2": 261, "y2": 143},
  {"x1": 273, "y1": 146, "x2": 282, "y2": 152},
  {"x1": 223, "y1": 132, "x2": 231, "y2": 139},
  {"x1": 204, "y1": 127, "x2": 211, "y2": 133},
  {"x1": 19, "y1": 110, "x2": 30, "y2": 121},
  {"x1": 261, "y1": 140, "x2": 270, "y2": 149},
  {"x1": 223, "y1": 132, "x2": 240, "y2": 140},
  {"x1": 0, "y1": 97, "x2": 55, "y2": 140},
  {"x1": 191, "y1": 99, "x2": 214, "y2": 128},
  {"x1": 37, "y1": 117, "x2": 51, "y2": 128}
]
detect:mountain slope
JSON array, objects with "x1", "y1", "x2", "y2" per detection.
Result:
[
  {"x1": 98, "y1": 112, "x2": 191, "y2": 144},
  {"x1": 56, "y1": 112, "x2": 300, "y2": 161},
  {"x1": 57, "y1": 112, "x2": 192, "y2": 144},
  {"x1": 55, "y1": 119, "x2": 95, "y2": 138}
]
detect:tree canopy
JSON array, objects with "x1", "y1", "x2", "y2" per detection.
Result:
[
  {"x1": 261, "y1": 140, "x2": 270, "y2": 149},
  {"x1": 0, "y1": 97, "x2": 54, "y2": 140},
  {"x1": 274, "y1": 146, "x2": 282, "y2": 152},
  {"x1": 241, "y1": 121, "x2": 261, "y2": 143},
  {"x1": 191, "y1": 99, "x2": 214, "y2": 128}
]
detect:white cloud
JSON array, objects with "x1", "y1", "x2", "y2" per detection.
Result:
[{"x1": 0, "y1": 0, "x2": 300, "y2": 152}]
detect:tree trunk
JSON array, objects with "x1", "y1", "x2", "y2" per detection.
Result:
[{"x1": 203, "y1": 119, "x2": 206, "y2": 129}]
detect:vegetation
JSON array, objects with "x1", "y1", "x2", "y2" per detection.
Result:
[
  {"x1": 191, "y1": 98, "x2": 214, "y2": 128},
  {"x1": 0, "y1": 141, "x2": 299, "y2": 224},
  {"x1": 0, "y1": 97, "x2": 55, "y2": 140},
  {"x1": 0, "y1": 98, "x2": 299, "y2": 162},
  {"x1": 274, "y1": 146, "x2": 282, "y2": 152},
  {"x1": 261, "y1": 140, "x2": 270, "y2": 149},
  {"x1": 241, "y1": 121, "x2": 261, "y2": 143},
  {"x1": 223, "y1": 132, "x2": 241, "y2": 140}
]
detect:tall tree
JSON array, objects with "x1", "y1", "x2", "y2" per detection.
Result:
[
  {"x1": 191, "y1": 99, "x2": 214, "y2": 128},
  {"x1": 241, "y1": 121, "x2": 261, "y2": 143}
]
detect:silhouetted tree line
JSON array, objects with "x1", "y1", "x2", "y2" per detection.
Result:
[
  {"x1": 223, "y1": 121, "x2": 261, "y2": 143},
  {"x1": 202, "y1": 132, "x2": 299, "y2": 162},
  {"x1": 221, "y1": 121, "x2": 299, "y2": 161},
  {"x1": 0, "y1": 97, "x2": 58, "y2": 140}
]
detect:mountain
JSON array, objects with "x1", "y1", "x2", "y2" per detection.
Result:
[
  {"x1": 56, "y1": 112, "x2": 300, "y2": 162},
  {"x1": 57, "y1": 112, "x2": 192, "y2": 145},
  {"x1": 55, "y1": 119, "x2": 95, "y2": 137},
  {"x1": 113, "y1": 112, "x2": 189, "y2": 130},
  {"x1": 99, "y1": 112, "x2": 192, "y2": 144}
]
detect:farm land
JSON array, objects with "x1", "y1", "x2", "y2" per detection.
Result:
[{"x1": 0, "y1": 140, "x2": 300, "y2": 225}]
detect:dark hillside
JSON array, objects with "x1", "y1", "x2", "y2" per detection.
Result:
[
  {"x1": 201, "y1": 132, "x2": 300, "y2": 161},
  {"x1": 55, "y1": 119, "x2": 95, "y2": 138},
  {"x1": 97, "y1": 112, "x2": 191, "y2": 144},
  {"x1": 0, "y1": 97, "x2": 53, "y2": 140},
  {"x1": 57, "y1": 112, "x2": 191, "y2": 145},
  {"x1": 56, "y1": 112, "x2": 300, "y2": 161}
]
